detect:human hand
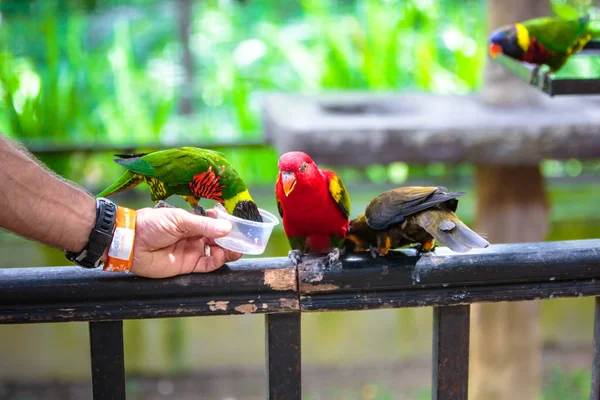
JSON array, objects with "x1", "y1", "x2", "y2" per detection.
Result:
[{"x1": 123, "y1": 207, "x2": 242, "y2": 278}]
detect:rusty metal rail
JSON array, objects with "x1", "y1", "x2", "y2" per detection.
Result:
[{"x1": 1, "y1": 239, "x2": 600, "y2": 399}]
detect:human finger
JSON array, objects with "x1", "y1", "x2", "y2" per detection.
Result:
[
  {"x1": 191, "y1": 245, "x2": 227, "y2": 273},
  {"x1": 202, "y1": 238, "x2": 242, "y2": 261},
  {"x1": 205, "y1": 209, "x2": 217, "y2": 219},
  {"x1": 172, "y1": 209, "x2": 232, "y2": 239}
]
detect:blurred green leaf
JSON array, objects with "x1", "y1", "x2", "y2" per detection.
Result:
[{"x1": 551, "y1": 0, "x2": 594, "y2": 19}]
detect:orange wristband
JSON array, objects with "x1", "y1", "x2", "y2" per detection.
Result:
[{"x1": 104, "y1": 207, "x2": 137, "y2": 272}]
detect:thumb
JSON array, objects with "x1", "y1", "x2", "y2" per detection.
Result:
[{"x1": 173, "y1": 209, "x2": 233, "y2": 239}]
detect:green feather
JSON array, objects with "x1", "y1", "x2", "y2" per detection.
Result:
[
  {"x1": 109, "y1": 147, "x2": 248, "y2": 200},
  {"x1": 97, "y1": 147, "x2": 259, "y2": 220},
  {"x1": 288, "y1": 236, "x2": 307, "y2": 252},
  {"x1": 524, "y1": 15, "x2": 594, "y2": 54},
  {"x1": 96, "y1": 171, "x2": 143, "y2": 198}
]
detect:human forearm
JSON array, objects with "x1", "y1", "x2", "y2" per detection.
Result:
[{"x1": 0, "y1": 135, "x2": 96, "y2": 253}]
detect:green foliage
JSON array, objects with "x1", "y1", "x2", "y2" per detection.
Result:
[
  {"x1": 304, "y1": 382, "x2": 400, "y2": 400},
  {"x1": 550, "y1": 0, "x2": 596, "y2": 20},
  {"x1": 0, "y1": 0, "x2": 486, "y2": 145},
  {"x1": 543, "y1": 368, "x2": 590, "y2": 400},
  {"x1": 204, "y1": 0, "x2": 486, "y2": 98},
  {"x1": 0, "y1": 1, "x2": 175, "y2": 176},
  {"x1": 0, "y1": 0, "x2": 597, "y2": 186},
  {"x1": 0, "y1": 6, "x2": 91, "y2": 176}
]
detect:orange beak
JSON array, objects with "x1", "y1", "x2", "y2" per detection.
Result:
[
  {"x1": 281, "y1": 171, "x2": 296, "y2": 197},
  {"x1": 489, "y1": 43, "x2": 503, "y2": 58}
]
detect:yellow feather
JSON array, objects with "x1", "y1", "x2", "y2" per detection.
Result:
[
  {"x1": 515, "y1": 23, "x2": 530, "y2": 52},
  {"x1": 147, "y1": 178, "x2": 167, "y2": 198},
  {"x1": 570, "y1": 33, "x2": 591, "y2": 55},
  {"x1": 329, "y1": 177, "x2": 343, "y2": 203},
  {"x1": 224, "y1": 189, "x2": 253, "y2": 214}
]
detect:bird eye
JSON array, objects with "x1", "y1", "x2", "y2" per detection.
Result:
[{"x1": 299, "y1": 162, "x2": 308, "y2": 172}]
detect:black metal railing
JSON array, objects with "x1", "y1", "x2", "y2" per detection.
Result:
[{"x1": 1, "y1": 239, "x2": 600, "y2": 399}]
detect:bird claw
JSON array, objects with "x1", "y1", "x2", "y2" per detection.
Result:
[
  {"x1": 193, "y1": 204, "x2": 207, "y2": 216},
  {"x1": 541, "y1": 70, "x2": 552, "y2": 91},
  {"x1": 325, "y1": 247, "x2": 344, "y2": 268},
  {"x1": 369, "y1": 246, "x2": 380, "y2": 259},
  {"x1": 529, "y1": 65, "x2": 541, "y2": 85},
  {"x1": 154, "y1": 200, "x2": 177, "y2": 209},
  {"x1": 411, "y1": 244, "x2": 436, "y2": 257},
  {"x1": 288, "y1": 250, "x2": 303, "y2": 266}
]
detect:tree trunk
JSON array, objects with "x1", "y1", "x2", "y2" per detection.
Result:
[
  {"x1": 470, "y1": 166, "x2": 549, "y2": 400},
  {"x1": 470, "y1": 0, "x2": 550, "y2": 399}
]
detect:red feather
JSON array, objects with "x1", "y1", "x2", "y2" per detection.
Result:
[
  {"x1": 521, "y1": 37, "x2": 553, "y2": 65},
  {"x1": 189, "y1": 167, "x2": 224, "y2": 201},
  {"x1": 276, "y1": 152, "x2": 349, "y2": 253}
]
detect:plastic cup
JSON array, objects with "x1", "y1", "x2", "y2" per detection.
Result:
[{"x1": 213, "y1": 203, "x2": 280, "y2": 255}]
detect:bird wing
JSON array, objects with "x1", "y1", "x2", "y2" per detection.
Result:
[
  {"x1": 115, "y1": 147, "x2": 222, "y2": 187},
  {"x1": 526, "y1": 16, "x2": 589, "y2": 53},
  {"x1": 325, "y1": 170, "x2": 350, "y2": 220},
  {"x1": 365, "y1": 186, "x2": 465, "y2": 230}
]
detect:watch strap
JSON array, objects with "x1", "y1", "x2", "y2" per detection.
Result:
[{"x1": 65, "y1": 198, "x2": 117, "y2": 268}]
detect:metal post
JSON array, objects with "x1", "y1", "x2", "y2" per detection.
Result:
[
  {"x1": 432, "y1": 305, "x2": 470, "y2": 400},
  {"x1": 89, "y1": 320, "x2": 126, "y2": 400},
  {"x1": 265, "y1": 312, "x2": 301, "y2": 400}
]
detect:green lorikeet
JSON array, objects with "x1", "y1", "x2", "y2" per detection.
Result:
[
  {"x1": 97, "y1": 147, "x2": 262, "y2": 222},
  {"x1": 488, "y1": 15, "x2": 600, "y2": 79},
  {"x1": 275, "y1": 151, "x2": 350, "y2": 266},
  {"x1": 344, "y1": 186, "x2": 489, "y2": 257}
]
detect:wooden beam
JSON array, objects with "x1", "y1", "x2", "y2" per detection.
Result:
[{"x1": 262, "y1": 93, "x2": 600, "y2": 166}]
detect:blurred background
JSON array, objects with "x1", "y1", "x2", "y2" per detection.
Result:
[{"x1": 0, "y1": 0, "x2": 599, "y2": 399}]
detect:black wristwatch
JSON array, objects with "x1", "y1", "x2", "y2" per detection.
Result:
[{"x1": 65, "y1": 198, "x2": 117, "y2": 269}]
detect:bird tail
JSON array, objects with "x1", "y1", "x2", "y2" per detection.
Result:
[
  {"x1": 577, "y1": 13, "x2": 600, "y2": 38},
  {"x1": 416, "y1": 210, "x2": 490, "y2": 253},
  {"x1": 96, "y1": 171, "x2": 143, "y2": 199},
  {"x1": 114, "y1": 152, "x2": 148, "y2": 159}
]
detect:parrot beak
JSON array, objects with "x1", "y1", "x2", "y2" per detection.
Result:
[
  {"x1": 489, "y1": 43, "x2": 503, "y2": 58},
  {"x1": 281, "y1": 171, "x2": 296, "y2": 197}
]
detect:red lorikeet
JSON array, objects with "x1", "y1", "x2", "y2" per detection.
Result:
[{"x1": 275, "y1": 151, "x2": 350, "y2": 265}]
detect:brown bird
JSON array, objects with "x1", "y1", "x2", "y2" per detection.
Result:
[{"x1": 344, "y1": 186, "x2": 489, "y2": 257}]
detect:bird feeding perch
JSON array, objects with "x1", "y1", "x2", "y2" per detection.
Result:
[{"x1": 491, "y1": 40, "x2": 600, "y2": 96}]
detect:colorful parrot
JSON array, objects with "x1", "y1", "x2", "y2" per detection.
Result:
[
  {"x1": 488, "y1": 14, "x2": 600, "y2": 81},
  {"x1": 344, "y1": 186, "x2": 489, "y2": 257},
  {"x1": 275, "y1": 151, "x2": 350, "y2": 265},
  {"x1": 97, "y1": 147, "x2": 262, "y2": 222}
]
